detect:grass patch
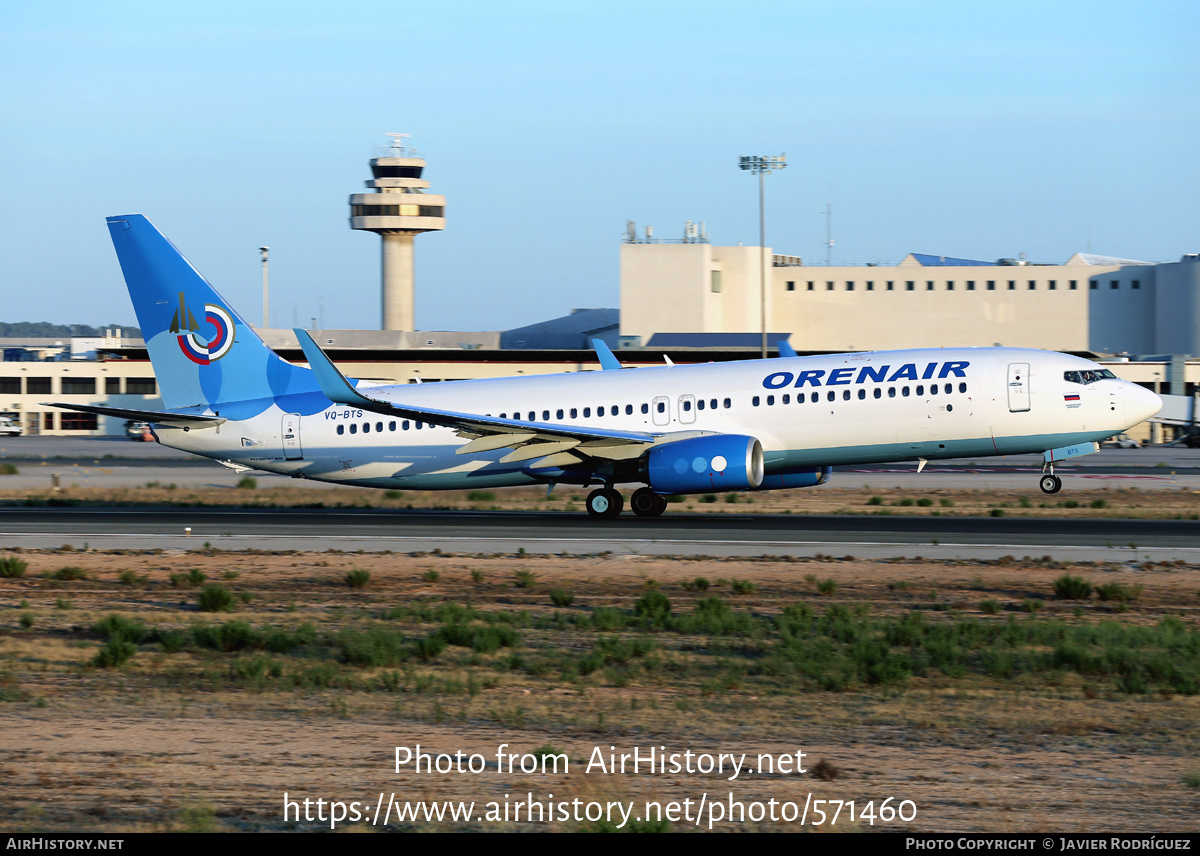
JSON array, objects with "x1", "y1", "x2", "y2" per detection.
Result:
[
  {"x1": 0, "y1": 556, "x2": 28, "y2": 579},
  {"x1": 513, "y1": 569, "x2": 536, "y2": 588},
  {"x1": 197, "y1": 584, "x2": 235, "y2": 613},
  {"x1": 344, "y1": 569, "x2": 371, "y2": 589},
  {"x1": 1054, "y1": 575, "x2": 1093, "y2": 600}
]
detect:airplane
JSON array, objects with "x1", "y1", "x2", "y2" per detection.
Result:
[{"x1": 47, "y1": 215, "x2": 1162, "y2": 519}]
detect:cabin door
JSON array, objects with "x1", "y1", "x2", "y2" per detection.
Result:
[
  {"x1": 282, "y1": 413, "x2": 304, "y2": 460},
  {"x1": 651, "y1": 396, "x2": 670, "y2": 427},
  {"x1": 1007, "y1": 363, "x2": 1030, "y2": 412}
]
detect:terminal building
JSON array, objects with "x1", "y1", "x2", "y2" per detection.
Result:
[
  {"x1": 618, "y1": 236, "x2": 1200, "y2": 356},
  {"x1": 3, "y1": 137, "x2": 1197, "y2": 438}
]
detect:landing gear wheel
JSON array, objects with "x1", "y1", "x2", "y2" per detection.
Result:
[
  {"x1": 586, "y1": 488, "x2": 624, "y2": 519},
  {"x1": 1039, "y1": 474, "x2": 1062, "y2": 495},
  {"x1": 630, "y1": 487, "x2": 667, "y2": 518}
]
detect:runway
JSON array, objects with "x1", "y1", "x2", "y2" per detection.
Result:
[{"x1": 1, "y1": 505, "x2": 1196, "y2": 562}]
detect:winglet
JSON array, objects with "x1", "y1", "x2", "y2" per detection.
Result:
[
  {"x1": 591, "y1": 338, "x2": 621, "y2": 371},
  {"x1": 778, "y1": 340, "x2": 797, "y2": 358},
  {"x1": 294, "y1": 329, "x2": 375, "y2": 407}
]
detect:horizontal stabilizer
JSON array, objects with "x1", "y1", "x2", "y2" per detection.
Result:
[{"x1": 41, "y1": 402, "x2": 226, "y2": 429}]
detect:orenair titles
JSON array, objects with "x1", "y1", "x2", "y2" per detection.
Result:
[{"x1": 762, "y1": 361, "x2": 970, "y2": 389}]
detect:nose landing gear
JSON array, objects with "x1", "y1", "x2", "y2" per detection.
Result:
[
  {"x1": 1039, "y1": 473, "x2": 1062, "y2": 494},
  {"x1": 1039, "y1": 459, "x2": 1062, "y2": 494}
]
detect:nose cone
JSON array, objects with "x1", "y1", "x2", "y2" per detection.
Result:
[{"x1": 1125, "y1": 383, "x2": 1162, "y2": 426}]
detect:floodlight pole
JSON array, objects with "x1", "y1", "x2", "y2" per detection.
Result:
[
  {"x1": 259, "y1": 246, "x2": 270, "y2": 329},
  {"x1": 739, "y1": 154, "x2": 787, "y2": 358}
]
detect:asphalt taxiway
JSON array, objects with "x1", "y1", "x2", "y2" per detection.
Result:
[{"x1": 1, "y1": 505, "x2": 1196, "y2": 563}]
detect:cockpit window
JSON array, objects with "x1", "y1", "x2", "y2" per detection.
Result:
[{"x1": 1064, "y1": 369, "x2": 1117, "y2": 385}]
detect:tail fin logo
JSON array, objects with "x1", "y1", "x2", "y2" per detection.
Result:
[{"x1": 171, "y1": 292, "x2": 235, "y2": 365}]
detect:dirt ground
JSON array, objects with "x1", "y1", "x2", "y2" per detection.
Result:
[
  {"x1": 1, "y1": 547, "x2": 1198, "y2": 833},
  {"x1": 2, "y1": 481, "x2": 1200, "y2": 520}
]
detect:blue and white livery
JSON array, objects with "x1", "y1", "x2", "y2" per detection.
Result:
[{"x1": 48, "y1": 215, "x2": 1162, "y2": 519}]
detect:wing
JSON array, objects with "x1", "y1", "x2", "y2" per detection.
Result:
[{"x1": 293, "y1": 329, "x2": 659, "y2": 467}]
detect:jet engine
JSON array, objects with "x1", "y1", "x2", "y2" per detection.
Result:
[{"x1": 645, "y1": 434, "x2": 764, "y2": 494}]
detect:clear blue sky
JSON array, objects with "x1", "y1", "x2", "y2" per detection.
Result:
[{"x1": 1, "y1": 0, "x2": 1196, "y2": 332}]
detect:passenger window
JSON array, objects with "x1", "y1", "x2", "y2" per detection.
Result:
[
  {"x1": 350, "y1": 424, "x2": 358, "y2": 434},
  {"x1": 571, "y1": 408, "x2": 578, "y2": 418},
  {"x1": 723, "y1": 398, "x2": 731, "y2": 409},
  {"x1": 826, "y1": 391, "x2": 835, "y2": 402},
  {"x1": 389, "y1": 421, "x2": 396, "y2": 431},
  {"x1": 697, "y1": 399, "x2": 705, "y2": 410},
  {"x1": 959, "y1": 382, "x2": 967, "y2": 393},
  {"x1": 766, "y1": 395, "x2": 774, "y2": 406},
  {"x1": 842, "y1": 390, "x2": 850, "y2": 401},
  {"x1": 641, "y1": 403, "x2": 648, "y2": 414},
  {"x1": 415, "y1": 422, "x2": 422, "y2": 429},
  {"x1": 888, "y1": 387, "x2": 896, "y2": 398},
  {"x1": 657, "y1": 402, "x2": 665, "y2": 413},
  {"x1": 584, "y1": 407, "x2": 592, "y2": 417},
  {"x1": 944, "y1": 383, "x2": 952, "y2": 394},
  {"x1": 916, "y1": 385, "x2": 924, "y2": 395},
  {"x1": 363, "y1": 423, "x2": 370, "y2": 433},
  {"x1": 542, "y1": 410, "x2": 549, "y2": 421},
  {"x1": 376, "y1": 422, "x2": 383, "y2": 432},
  {"x1": 752, "y1": 396, "x2": 760, "y2": 406},
  {"x1": 874, "y1": 388, "x2": 881, "y2": 399},
  {"x1": 625, "y1": 404, "x2": 633, "y2": 415},
  {"x1": 710, "y1": 399, "x2": 718, "y2": 409},
  {"x1": 597, "y1": 406, "x2": 604, "y2": 417},
  {"x1": 556, "y1": 409, "x2": 564, "y2": 420},
  {"x1": 930, "y1": 384, "x2": 938, "y2": 395},
  {"x1": 797, "y1": 392, "x2": 805, "y2": 403},
  {"x1": 857, "y1": 389, "x2": 865, "y2": 400},
  {"x1": 528, "y1": 412, "x2": 535, "y2": 421},
  {"x1": 781, "y1": 394, "x2": 790, "y2": 404},
  {"x1": 403, "y1": 421, "x2": 410, "y2": 430},
  {"x1": 337, "y1": 424, "x2": 345, "y2": 435}
]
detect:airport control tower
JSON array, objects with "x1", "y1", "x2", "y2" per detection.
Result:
[{"x1": 349, "y1": 133, "x2": 446, "y2": 331}]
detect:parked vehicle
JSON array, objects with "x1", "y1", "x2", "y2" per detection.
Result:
[
  {"x1": 125, "y1": 420, "x2": 152, "y2": 441},
  {"x1": 1101, "y1": 433, "x2": 1141, "y2": 449},
  {"x1": 0, "y1": 416, "x2": 20, "y2": 437}
]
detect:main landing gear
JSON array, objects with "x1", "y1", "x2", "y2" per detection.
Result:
[
  {"x1": 630, "y1": 487, "x2": 668, "y2": 518},
  {"x1": 585, "y1": 488, "x2": 623, "y2": 519},
  {"x1": 585, "y1": 486, "x2": 668, "y2": 519}
]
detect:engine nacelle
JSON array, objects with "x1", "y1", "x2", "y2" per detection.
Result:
[
  {"x1": 646, "y1": 434, "x2": 764, "y2": 494},
  {"x1": 755, "y1": 465, "x2": 832, "y2": 490}
]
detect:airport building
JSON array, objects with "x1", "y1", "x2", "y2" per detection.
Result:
[{"x1": 618, "y1": 238, "x2": 1200, "y2": 357}]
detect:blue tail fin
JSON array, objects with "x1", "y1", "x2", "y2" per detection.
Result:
[{"x1": 107, "y1": 215, "x2": 319, "y2": 410}]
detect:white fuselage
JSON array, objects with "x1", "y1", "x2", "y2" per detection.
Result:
[{"x1": 152, "y1": 347, "x2": 1160, "y2": 490}]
